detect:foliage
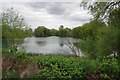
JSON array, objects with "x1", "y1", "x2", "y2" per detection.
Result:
[
  {"x1": 79, "y1": 21, "x2": 119, "y2": 58},
  {"x1": 79, "y1": 1, "x2": 120, "y2": 57},
  {"x1": 72, "y1": 26, "x2": 83, "y2": 38},
  {"x1": 80, "y1": 37, "x2": 97, "y2": 58},
  {"x1": 95, "y1": 26, "x2": 118, "y2": 57},
  {"x1": 34, "y1": 26, "x2": 51, "y2": 37},
  {"x1": 80, "y1": 1, "x2": 120, "y2": 21},
  {"x1": 24, "y1": 28, "x2": 33, "y2": 37},
  {"x1": 28, "y1": 54, "x2": 119, "y2": 79},
  {"x1": 36, "y1": 55, "x2": 84, "y2": 79},
  {"x1": 108, "y1": 8, "x2": 120, "y2": 56},
  {"x1": 2, "y1": 51, "x2": 35, "y2": 79},
  {"x1": 50, "y1": 29, "x2": 58, "y2": 36},
  {"x1": 72, "y1": 20, "x2": 105, "y2": 39},
  {"x1": 2, "y1": 51, "x2": 119, "y2": 79},
  {"x1": 2, "y1": 69, "x2": 20, "y2": 78},
  {"x1": 58, "y1": 25, "x2": 72, "y2": 37},
  {"x1": 34, "y1": 25, "x2": 72, "y2": 37},
  {"x1": 1, "y1": 8, "x2": 32, "y2": 52}
]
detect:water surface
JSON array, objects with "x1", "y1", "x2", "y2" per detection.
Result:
[{"x1": 19, "y1": 36, "x2": 82, "y2": 56}]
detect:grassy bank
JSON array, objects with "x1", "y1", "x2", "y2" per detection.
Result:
[{"x1": 2, "y1": 49, "x2": 120, "y2": 80}]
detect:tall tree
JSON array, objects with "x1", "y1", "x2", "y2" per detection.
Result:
[
  {"x1": 80, "y1": 1, "x2": 120, "y2": 57},
  {"x1": 80, "y1": 1, "x2": 120, "y2": 22},
  {"x1": 34, "y1": 26, "x2": 51, "y2": 37},
  {"x1": 2, "y1": 8, "x2": 27, "y2": 52},
  {"x1": 58, "y1": 25, "x2": 65, "y2": 37}
]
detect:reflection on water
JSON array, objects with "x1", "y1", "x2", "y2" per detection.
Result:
[
  {"x1": 36, "y1": 41, "x2": 46, "y2": 46},
  {"x1": 18, "y1": 36, "x2": 83, "y2": 56}
]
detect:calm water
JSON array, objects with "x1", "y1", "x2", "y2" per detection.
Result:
[{"x1": 18, "y1": 36, "x2": 83, "y2": 56}]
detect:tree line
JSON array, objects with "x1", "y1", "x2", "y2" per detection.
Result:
[
  {"x1": 33, "y1": 19, "x2": 106, "y2": 41},
  {"x1": 34, "y1": 21, "x2": 105, "y2": 38},
  {"x1": 34, "y1": 25, "x2": 72, "y2": 37}
]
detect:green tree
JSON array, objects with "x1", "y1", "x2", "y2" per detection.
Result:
[
  {"x1": 72, "y1": 20, "x2": 105, "y2": 39},
  {"x1": 80, "y1": 1, "x2": 120, "y2": 57},
  {"x1": 108, "y1": 8, "x2": 120, "y2": 56},
  {"x1": 78, "y1": 20, "x2": 106, "y2": 58},
  {"x1": 34, "y1": 26, "x2": 51, "y2": 37},
  {"x1": 58, "y1": 25, "x2": 72, "y2": 37},
  {"x1": 72, "y1": 26, "x2": 83, "y2": 38},
  {"x1": 34, "y1": 26, "x2": 44, "y2": 37},
  {"x1": 24, "y1": 27, "x2": 33, "y2": 37},
  {"x1": 95, "y1": 26, "x2": 118, "y2": 57},
  {"x1": 2, "y1": 8, "x2": 27, "y2": 51},
  {"x1": 50, "y1": 29, "x2": 58, "y2": 36},
  {"x1": 65, "y1": 28, "x2": 72, "y2": 37},
  {"x1": 80, "y1": 1, "x2": 120, "y2": 21},
  {"x1": 58, "y1": 25, "x2": 65, "y2": 37}
]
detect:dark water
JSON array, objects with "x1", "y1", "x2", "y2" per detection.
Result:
[{"x1": 18, "y1": 36, "x2": 83, "y2": 56}]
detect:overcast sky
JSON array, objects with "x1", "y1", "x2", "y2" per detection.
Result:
[{"x1": 1, "y1": 2, "x2": 92, "y2": 30}]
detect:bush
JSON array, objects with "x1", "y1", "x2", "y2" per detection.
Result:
[
  {"x1": 2, "y1": 69, "x2": 20, "y2": 78},
  {"x1": 28, "y1": 55, "x2": 119, "y2": 79},
  {"x1": 96, "y1": 57, "x2": 119, "y2": 79},
  {"x1": 2, "y1": 51, "x2": 119, "y2": 79}
]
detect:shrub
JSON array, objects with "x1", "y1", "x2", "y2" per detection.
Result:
[{"x1": 2, "y1": 69, "x2": 20, "y2": 78}]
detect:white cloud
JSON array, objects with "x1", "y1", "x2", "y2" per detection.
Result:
[{"x1": 1, "y1": 2, "x2": 92, "y2": 30}]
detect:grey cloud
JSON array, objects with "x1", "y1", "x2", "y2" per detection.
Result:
[
  {"x1": 1, "y1": 2, "x2": 92, "y2": 29},
  {"x1": 47, "y1": 3, "x2": 66, "y2": 15},
  {"x1": 69, "y1": 15, "x2": 91, "y2": 22},
  {"x1": 23, "y1": 2, "x2": 92, "y2": 28},
  {"x1": 25, "y1": 2, "x2": 70, "y2": 15},
  {"x1": 27, "y1": 2, "x2": 48, "y2": 9}
]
